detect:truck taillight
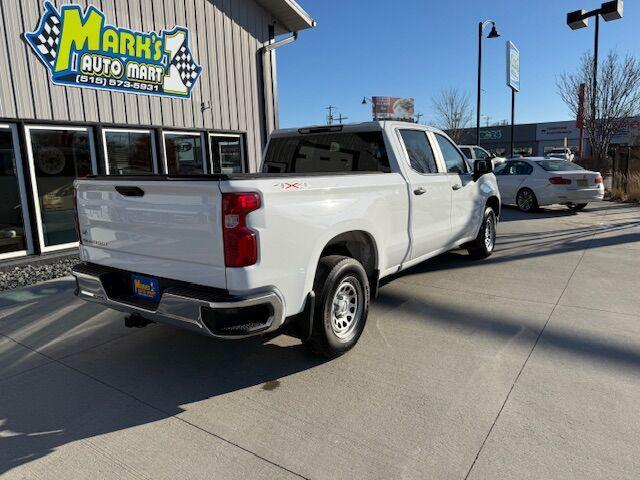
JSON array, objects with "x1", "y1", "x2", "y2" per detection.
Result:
[
  {"x1": 222, "y1": 193, "x2": 260, "y2": 267},
  {"x1": 595, "y1": 176, "x2": 603, "y2": 184},
  {"x1": 549, "y1": 177, "x2": 572, "y2": 185},
  {"x1": 73, "y1": 186, "x2": 82, "y2": 244}
]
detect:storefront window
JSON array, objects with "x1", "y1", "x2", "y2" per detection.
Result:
[
  {"x1": 210, "y1": 135, "x2": 245, "y2": 173},
  {"x1": 27, "y1": 127, "x2": 94, "y2": 249},
  {"x1": 164, "y1": 132, "x2": 205, "y2": 175},
  {"x1": 0, "y1": 127, "x2": 28, "y2": 257},
  {"x1": 104, "y1": 129, "x2": 155, "y2": 175}
]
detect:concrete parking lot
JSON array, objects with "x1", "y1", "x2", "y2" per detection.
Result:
[{"x1": 1, "y1": 201, "x2": 639, "y2": 479}]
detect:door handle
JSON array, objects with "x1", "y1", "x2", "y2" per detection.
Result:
[
  {"x1": 452, "y1": 184, "x2": 462, "y2": 191},
  {"x1": 413, "y1": 187, "x2": 426, "y2": 196}
]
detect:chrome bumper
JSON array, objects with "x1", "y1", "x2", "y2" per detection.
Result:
[{"x1": 72, "y1": 264, "x2": 285, "y2": 339}]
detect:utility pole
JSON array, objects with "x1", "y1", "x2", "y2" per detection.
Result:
[
  {"x1": 336, "y1": 114, "x2": 348, "y2": 124},
  {"x1": 414, "y1": 112, "x2": 424, "y2": 124},
  {"x1": 326, "y1": 105, "x2": 337, "y2": 125}
]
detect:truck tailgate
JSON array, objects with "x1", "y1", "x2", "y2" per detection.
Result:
[{"x1": 75, "y1": 179, "x2": 226, "y2": 289}]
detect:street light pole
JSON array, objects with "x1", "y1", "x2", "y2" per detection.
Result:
[
  {"x1": 592, "y1": 14, "x2": 599, "y2": 131},
  {"x1": 476, "y1": 20, "x2": 500, "y2": 145},
  {"x1": 567, "y1": 1, "x2": 623, "y2": 157}
]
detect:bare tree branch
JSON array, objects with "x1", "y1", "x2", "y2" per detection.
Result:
[
  {"x1": 431, "y1": 88, "x2": 473, "y2": 144},
  {"x1": 557, "y1": 50, "x2": 640, "y2": 171}
]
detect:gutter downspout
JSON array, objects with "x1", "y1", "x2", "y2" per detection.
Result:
[{"x1": 260, "y1": 30, "x2": 298, "y2": 144}]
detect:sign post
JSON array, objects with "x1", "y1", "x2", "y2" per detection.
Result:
[
  {"x1": 577, "y1": 83, "x2": 586, "y2": 160},
  {"x1": 506, "y1": 41, "x2": 520, "y2": 157}
]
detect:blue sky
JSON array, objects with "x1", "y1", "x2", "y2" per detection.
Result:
[{"x1": 277, "y1": 0, "x2": 639, "y2": 128}]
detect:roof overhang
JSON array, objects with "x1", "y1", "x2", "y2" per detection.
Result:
[{"x1": 255, "y1": 0, "x2": 316, "y2": 34}]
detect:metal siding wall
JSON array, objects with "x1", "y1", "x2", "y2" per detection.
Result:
[
  {"x1": 140, "y1": 0, "x2": 162, "y2": 125},
  {"x1": 0, "y1": 1, "x2": 17, "y2": 118},
  {"x1": 21, "y1": 0, "x2": 53, "y2": 120},
  {"x1": 2, "y1": 0, "x2": 36, "y2": 119},
  {"x1": 1, "y1": 0, "x2": 276, "y2": 170}
]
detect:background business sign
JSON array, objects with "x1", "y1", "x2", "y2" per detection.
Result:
[
  {"x1": 506, "y1": 41, "x2": 520, "y2": 92},
  {"x1": 25, "y1": 1, "x2": 202, "y2": 99},
  {"x1": 372, "y1": 97, "x2": 415, "y2": 121}
]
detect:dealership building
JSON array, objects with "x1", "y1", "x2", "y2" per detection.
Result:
[
  {"x1": 0, "y1": 0, "x2": 314, "y2": 262},
  {"x1": 456, "y1": 117, "x2": 640, "y2": 158}
]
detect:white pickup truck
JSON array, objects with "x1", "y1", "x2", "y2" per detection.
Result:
[{"x1": 72, "y1": 122, "x2": 500, "y2": 357}]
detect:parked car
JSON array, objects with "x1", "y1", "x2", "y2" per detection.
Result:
[
  {"x1": 72, "y1": 122, "x2": 500, "y2": 357},
  {"x1": 545, "y1": 148, "x2": 575, "y2": 162},
  {"x1": 494, "y1": 158, "x2": 603, "y2": 212},
  {"x1": 459, "y1": 145, "x2": 506, "y2": 165}
]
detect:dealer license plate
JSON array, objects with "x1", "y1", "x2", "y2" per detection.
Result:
[
  {"x1": 132, "y1": 274, "x2": 160, "y2": 302},
  {"x1": 577, "y1": 179, "x2": 588, "y2": 187}
]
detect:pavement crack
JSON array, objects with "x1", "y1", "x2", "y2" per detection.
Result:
[{"x1": 463, "y1": 221, "x2": 599, "y2": 480}]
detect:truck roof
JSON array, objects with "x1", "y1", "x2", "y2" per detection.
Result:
[{"x1": 271, "y1": 121, "x2": 446, "y2": 137}]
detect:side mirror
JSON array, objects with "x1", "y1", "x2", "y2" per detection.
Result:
[{"x1": 473, "y1": 159, "x2": 493, "y2": 181}]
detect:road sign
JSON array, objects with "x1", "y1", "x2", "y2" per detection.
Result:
[{"x1": 506, "y1": 41, "x2": 520, "y2": 92}]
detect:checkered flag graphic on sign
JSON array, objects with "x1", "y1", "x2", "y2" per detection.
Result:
[
  {"x1": 170, "y1": 45, "x2": 201, "y2": 88},
  {"x1": 33, "y1": 12, "x2": 61, "y2": 66}
]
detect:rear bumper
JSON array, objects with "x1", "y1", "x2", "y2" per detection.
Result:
[
  {"x1": 538, "y1": 187, "x2": 605, "y2": 205},
  {"x1": 71, "y1": 263, "x2": 285, "y2": 339}
]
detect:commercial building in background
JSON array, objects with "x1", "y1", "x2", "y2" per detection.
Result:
[
  {"x1": 0, "y1": 0, "x2": 314, "y2": 262},
  {"x1": 454, "y1": 117, "x2": 640, "y2": 158}
]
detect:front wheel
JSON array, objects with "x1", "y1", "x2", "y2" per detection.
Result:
[
  {"x1": 305, "y1": 255, "x2": 370, "y2": 358},
  {"x1": 466, "y1": 207, "x2": 497, "y2": 259},
  {"x1": 516, "y1": 188, "x2": 538, "y2": 213},
  {"x1": 567, "y1": 203, "x2": 588, "y2": 212}
]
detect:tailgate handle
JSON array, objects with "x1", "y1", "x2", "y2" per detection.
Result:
[{"x1": 115, "y1": 186, "x2": 145, "y2": 197}]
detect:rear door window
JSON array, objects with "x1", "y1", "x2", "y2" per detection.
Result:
[
  {"x1": 399, "y1": 130, "x2": 438, "y2": 174},
  {"x1": 263, "y1": 131, "x2": 390, "y2": 173}
]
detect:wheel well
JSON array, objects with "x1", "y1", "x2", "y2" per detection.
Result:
[
  {"x1": 486, "y1": 195, "x2": 501, "y2": 217},
  {"x1": 319, "y1": 231, "x2": 377, "y2": 278}
]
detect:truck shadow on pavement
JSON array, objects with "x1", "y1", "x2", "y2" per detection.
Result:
[{"x1": 0, "y1": 281, "x2": 326, "y2": 476}]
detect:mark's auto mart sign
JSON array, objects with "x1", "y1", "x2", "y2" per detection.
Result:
[{"x1": 25, "y1": 1, "x2": 201, "y2": 99}]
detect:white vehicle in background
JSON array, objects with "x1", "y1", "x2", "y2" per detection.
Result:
[
  {"x1": 72, "y1": 122, "x2": 500, "y2": 358},
  {"x1": 494, "y1": 158, "x2": 604, "y2": 212},
  {"x1": 545, "y1": 148, "x2": 575, "y2": 162},
  {"x1": 459, "y1": 145, "x2": 507, "y2": 165}
]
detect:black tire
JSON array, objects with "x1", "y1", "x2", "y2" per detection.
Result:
[
  {"x1": 466, "y1": 207, "x2": 497, "y2": 259},
  {"x1": 516, "y1": 188, "x2": 539, "y2": 213},
  {"x1": 305, "y1": 255, "x2": 370, "y2": 358},
  {"x1": 567, "y1": 203, "x2": 588, "y2": 212}
]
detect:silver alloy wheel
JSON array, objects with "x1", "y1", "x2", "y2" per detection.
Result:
[
  {"x1": 517, "y1": 189, "x2": 534, "y2": 211},
  {"x1": 484, "y1": 213, "x2": 496, "y2": 251},
  {"x1": 331, "y1": 278, "x2": 362, "y2": 340}
]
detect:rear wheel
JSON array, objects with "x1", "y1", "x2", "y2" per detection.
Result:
[
  {"x1": 516, "y1": 188, "x2": 538, "y2": 213},
  {"x1": 466, "y1": 207, "x2": 497, "y2": 259},
  {"x1": 567, "y1": 203, "x2": 588, "y2": 212},
  {"x1": 305, "y1": 255, "x2": 369, "y2": 358}
]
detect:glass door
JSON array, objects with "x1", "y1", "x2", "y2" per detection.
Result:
[
  {"x1": 25, "y1": 125, "x2": 97, "y2": 253},
  {"x1": 0, "y1": 124, "x2": 32, "y2": 259}
]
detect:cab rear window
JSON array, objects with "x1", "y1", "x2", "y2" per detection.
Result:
[
  {"x1": 263, "y1": 132, "x2": 390, "y2": 173},
  {"x1": 536, "y1": 160, "x2": 584, "y2": 172}
]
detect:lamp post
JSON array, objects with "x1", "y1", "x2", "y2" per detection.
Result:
[
  {"x1": 476, "y1": 20, "x2": 500, "y2": 145},
  {"x1": 567, "y1": 1, "x2": 623, "y2": 147}
]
